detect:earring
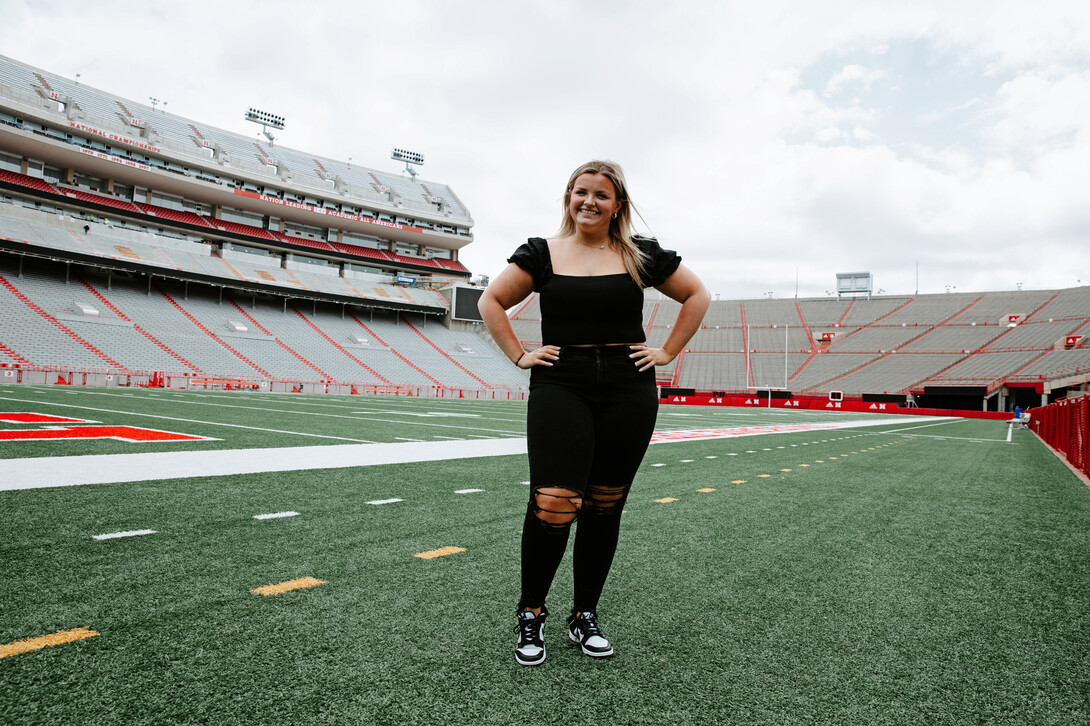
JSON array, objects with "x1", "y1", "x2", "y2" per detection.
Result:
[{"x1": 612, "y1": 213, "x2": 618, "y2": 219}]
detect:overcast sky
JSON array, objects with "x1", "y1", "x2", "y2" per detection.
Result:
[{"x1": 2, "y1": 0, "x2": 1088, "y2": 299}]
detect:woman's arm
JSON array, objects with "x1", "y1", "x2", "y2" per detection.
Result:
[
  {"x1": 478, "y1": 263, "x2": 561, "y2": 368},
  {"x1": 629, "y1": 263, "x2": 711, "y2": 372}
]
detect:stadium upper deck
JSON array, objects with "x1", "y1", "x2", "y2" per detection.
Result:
[{"x1": 0, "y1": 54, "x2": 473, "y2": 296}]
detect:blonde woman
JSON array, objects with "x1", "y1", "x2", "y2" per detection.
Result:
[{"x1": 479, "y1": 160, "x2": 710, "y2": 665}]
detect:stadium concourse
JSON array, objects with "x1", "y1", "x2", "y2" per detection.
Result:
[{"x1": 1, "y1": 53, "x2": 1089, "y2": 412}]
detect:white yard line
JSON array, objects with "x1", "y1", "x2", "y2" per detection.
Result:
[
  {"x1": 92, "y1": 529, "x2": 156, "y2": 540},
  {"x1": 66, "y1": 391, "x2": 522, "y2": 433},
  {"x1": 0, "y1": 415, "x2": 962, "y2": 491},
  {"x1": 876, "y1": 419, "x2": 973, "y2": 434}
]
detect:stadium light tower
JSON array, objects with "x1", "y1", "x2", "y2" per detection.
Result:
[
  {"x1": 245, "y1": 107, "x2": 285, "y2": 146},
  {"x1": 391, "y1": 147, "x2": 424, "y2": 180}
]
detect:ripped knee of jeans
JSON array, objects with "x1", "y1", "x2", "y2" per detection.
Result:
[
  {"x1": 529, "y1": 486, "x2": 583, "y2": 530},
  {"x1": 582, "y1": 483, "x2": 628, "y2": 517}
]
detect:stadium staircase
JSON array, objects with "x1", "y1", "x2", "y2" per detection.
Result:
[
  {"x1": 740, "y1": 302, "x2": 754, "y2": 388},
  {"x1": 0, "y1": 273, "x2": 125, "y2": 369},
  {"x1": 350, "y1": 316, "x2": 440, "y2": 386},
  {"x1": 75, "y1": 276, "x2": 203, "y2": 374},
  {"x1": 0, "y1": 340, "x2": 31, "y2": 365},
  {"x1": 291, "y1": 308, "x2": 390, "y2": 383},
  {"x1": 156, "y1": 286, "x2": 272, "y2": 378},
  {"x1": 226, "y1": 299, "x2": 332, "y2": 381},
  {"x1": 403, "y1": 319, "x2": 491, "y2": 388},
  {"x1": 644, "y1": 301, "x2": 660, "y2": 337}
]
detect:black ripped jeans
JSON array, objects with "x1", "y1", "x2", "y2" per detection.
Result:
[{"x1": 520, "y1": 344, "x2": 659, "y2": 613}]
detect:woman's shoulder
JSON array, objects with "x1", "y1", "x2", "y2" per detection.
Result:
[
  {"x1": 631, "y1": 235, "x2": 681, "y2": 287},
  {"x1": 508, "y1": 238, "x2": 553, "y2": 284}
]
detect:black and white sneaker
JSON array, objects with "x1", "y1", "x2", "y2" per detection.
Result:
[
  {"x1": 513, "y1": 607, "x2": 548, "y2": 666},
  {"x1": 567, "y1": 611, "x2": 614, "y2": 658}
]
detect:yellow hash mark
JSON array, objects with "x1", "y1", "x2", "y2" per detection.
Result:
[
  {"x1": 780, "y1": 469, "x2": 793, "y2": 472},
  {"x1": 757, "y1": 474, "x2": 772, "y2": 478},
  {"x1": 798, "y1": 464, "x2": 810, "y2": 467},
  {"x1": 697, "y1": 488, "x2": 716, "y2": 493},
  {"x1": 654, "y1": 497, "x2": 679, "y2": 503},
  {"x1": 250, "y1": 576, "x2": 326, "y2": 596},
  {"x1": 731, "y1": 480, "x2": 747, "y2": 484},
  {"x1": 414, "y1": 546, "x2": 467, "y2": 560},
  {"x1": 828, "y1": 456, "x2": 838, "y2": 460},
  {"x1": 815, "y1": 460, "x2": 825, "y2": 463},
  {"x1": 0, "y1": 627, "x2": 99, "y2": 659}
]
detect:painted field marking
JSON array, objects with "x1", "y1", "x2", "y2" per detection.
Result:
[
  {"x1": 0, "y1": 415, "x2": 957, "y2": 491},
  {"x1": 0, "y1": 627, "x2": 99, "y2": 659},
  {"x1": 758, "y1": 474, "x2": 772, "y2": 478},
  {"x1": 0, "y1": 397, "x2": 376, "y2": 443},
  {"x1": 454, "y1": 488, "x2": 483, "y2": 494},
  {"x1": 651, "y1": 463, "x2": 666, "y2": 467},
  {"x1": 680, "y1": 459, "x2": 695, "y2": 463},
  {"x1": 697, "y1": 488, "x2": 716, "y2": 493},
  {"x1": 414, "y1": 546, "x2": 466, "y2": 560},
  {"x1": 731, "y1": 480, "x2": 747, "y2": 484},
  {"x1": 799, "y1": 464, "x2": 810, "y2": 467},
  {"x1": 780, "y1": 468, "x2": 793, "y2": 472},
  {"x1": 73, "y1": 390, "x2": 522, "y2": 433},
  {"x1": 705, "y1": 456, "x2": 718, "y2": 459},
  {"x1": 1, "y1": 425, "x2": 217, "y2": 443},
  {"x1": 367, "y1": 498, "x2": 403, "y2": 505},
  {"x1": 521, "y1": 481, "x2": 531, "y2": 486},
  {"x1": 0, "y1": 413, "x2": 97, "y2": 424},
  {"x1": 251, "y1": 576, "x2": 326, "y2": 596},
  {"x1": 654, "y1": 497, "x2": 679, "y2": 503},
  {"x1": 394, "y1": 437, "x2": 425, "y2": 442},
  {"x1": 93, "y1": 529, "x2": 156, "y2": 540},
  {"x1": 253, "y1": 511, "x2": 299, "y2": 520}
]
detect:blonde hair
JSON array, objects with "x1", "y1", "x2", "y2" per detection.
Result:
[{"x1": 557, "y1": 160, "x2": 650, "y2": 287}]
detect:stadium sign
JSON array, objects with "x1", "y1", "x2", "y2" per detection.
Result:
[
  {"x1": 68, "y1": 121, "x2": 161, "y2": 154},
  {"x1": 78, "y1": 147, "x2": 152, "y2": 172}
]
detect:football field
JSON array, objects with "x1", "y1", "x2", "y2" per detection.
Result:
[{"x1": 2, "y1": 386, "x2": 1088, "y2": 724}]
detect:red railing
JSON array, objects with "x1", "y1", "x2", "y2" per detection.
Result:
[{"x1": 1031, "y1": 394, "x2": 1089, "y2": 479}]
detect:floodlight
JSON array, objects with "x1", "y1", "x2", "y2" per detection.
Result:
[
  {"x1": 391, "y1": 147, "x2": 424, "y2": 180},
  {"x1": 245, "y1": 107, "x2": 285, "y2": 145}
]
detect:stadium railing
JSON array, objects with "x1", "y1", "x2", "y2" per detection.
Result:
[{"x1": 1031, "y1": 394, "x2": 1089, "y2": 479}]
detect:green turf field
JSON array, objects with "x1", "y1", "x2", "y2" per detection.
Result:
[{"x1": 1, "y1": 386, "x2": 1088, "y2": 724}]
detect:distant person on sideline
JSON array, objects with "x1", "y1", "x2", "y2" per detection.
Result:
[{"x1": 478, "y1": 160, "x2": 710, "y2": 666}]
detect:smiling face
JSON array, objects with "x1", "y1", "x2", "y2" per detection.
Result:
[{"x1": 567, "y1": 172, "x2": 621, "y2": 236}]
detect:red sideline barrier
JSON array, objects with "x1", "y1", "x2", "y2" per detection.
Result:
[
  {"x1": 1030, "y1": 395, "x2": 1089, "y2": 480},
  {"x1": 662, "y1": 393, "x2": 1010, "y2": 420}
]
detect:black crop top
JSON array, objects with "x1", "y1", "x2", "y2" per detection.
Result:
[{"x1": 507, "y1": 236, "x2": 681, "y2": 345}]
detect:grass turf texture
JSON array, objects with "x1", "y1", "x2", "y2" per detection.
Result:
[{"x1": 1, "y1": 395, "x2": 1089, "y2": 723}]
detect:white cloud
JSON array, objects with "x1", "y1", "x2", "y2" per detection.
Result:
[{"x1": 0, "y1": 0, "x2": 1088, "y2": 299}]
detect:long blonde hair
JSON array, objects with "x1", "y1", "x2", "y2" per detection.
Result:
[{"x1": 557, "y1": 160, "x2": 650, "y2": 287}]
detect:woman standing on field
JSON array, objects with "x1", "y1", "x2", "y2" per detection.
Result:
[{"x1": 478, "y1": 160, "x2": 710, "y2": 666}]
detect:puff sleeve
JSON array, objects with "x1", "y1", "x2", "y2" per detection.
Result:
[
  {"x1": 636, "y1": 236, "x2": 682, "y2": 288},
  {"x1": 507, "y1": 237, "x2": 550, "y2": 290}
]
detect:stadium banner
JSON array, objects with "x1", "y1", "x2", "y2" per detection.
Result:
[
  {"x1": 662, "y1": 393, "x2": 1010, "y2": 419},
  {"x1": 68, "y1": 121, "x2": 161, "y2": 154},
  {"x1": 78, "y1": 147, "x2": 152, "y2": 172},
  {"x1": 232, "y1": 189, "x2": 423, "y2": 233}
]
